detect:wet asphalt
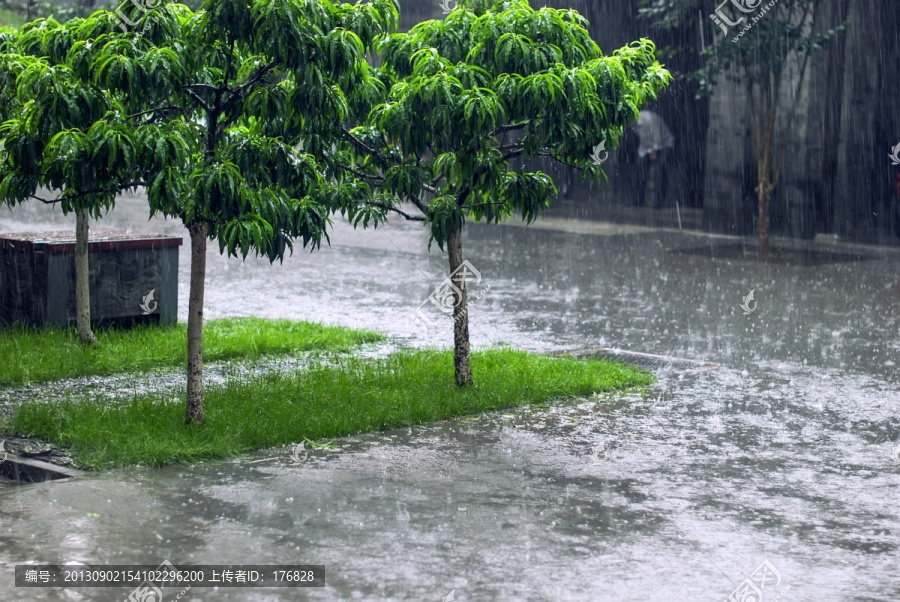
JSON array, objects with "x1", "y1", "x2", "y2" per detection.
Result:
[{"x1": 0, "y1": 196, "x2": 899, "y2": 601}]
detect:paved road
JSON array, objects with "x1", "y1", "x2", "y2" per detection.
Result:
[{"x1": 1, "y1": 197, "x2": 898, "y2": 601}]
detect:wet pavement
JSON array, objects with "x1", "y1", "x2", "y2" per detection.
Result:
[{"x1": 1, "y1": 196, "x2": 899, "y2": 601}]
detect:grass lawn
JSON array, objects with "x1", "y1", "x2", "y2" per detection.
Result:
[
  {"x1": 2, "y1": 349, "x2": 653, "y2": 469},
  {"x1": 0, "y1": 318, "x2": 384, "y2": 386}
]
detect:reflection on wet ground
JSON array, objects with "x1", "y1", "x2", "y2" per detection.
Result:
[{"x1": 1, "y1": 197, "x2": 899, "y2": 600}]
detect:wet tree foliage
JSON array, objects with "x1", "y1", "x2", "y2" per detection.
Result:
[
  {"x1": 345, "y1": 0, "x2": 670, "y2": 241},
  {"x1": 339, "y1": 0, "x2": 671, "y2": 384},
  {"x1": 0, "y1": 21, "x2": 124, "y2": 345},
  {"x1": 0, "y1": 22, "x2": 121, "y2": 217}
]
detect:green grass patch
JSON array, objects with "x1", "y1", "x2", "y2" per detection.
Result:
[
  {"x1": 0, "y1": 318, "x2": 384, "y2": 385},
  {"x1": 2, "y1": 349, "x2": 652, "y2": 470}
]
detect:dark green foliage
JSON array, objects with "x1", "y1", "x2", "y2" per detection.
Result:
[
  {"x1": 337, "y1": 0, "x2": 671, "y2": 248},
  {"x1": 0, "y1": 0, "x2": 401, "y2": 258},
  {"x1": 0, "y1": 19, "x2": 127, "y2": 215}
]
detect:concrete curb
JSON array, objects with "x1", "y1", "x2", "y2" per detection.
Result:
[{"x1": 559, "y1": 347, "x2": 721, "y2": 374}]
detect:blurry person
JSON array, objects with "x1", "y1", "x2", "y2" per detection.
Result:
[{"x1": 633, "y1": 110, "x2": 675, "y2": 208}]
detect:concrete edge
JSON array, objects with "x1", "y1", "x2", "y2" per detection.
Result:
[{"x1": 558, "y1": 347, "x2": 721, "y2": 373}]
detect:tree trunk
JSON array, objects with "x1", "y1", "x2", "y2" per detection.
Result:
[
  {"x1": 74, "y1": 209, "x2": 97, "y2": 345},
  {"x1": 186, "y1": 221, "x2": 208, "y2": 425},
  {"x1": 758, "y1": 188, "x2": 770, "y2": 259},
  {"x1": 756, "y1": 123, "x2": 773, "y2": 260},
  {"x1": 447, "y1": 228, "x2": 473, "y2": 387}
]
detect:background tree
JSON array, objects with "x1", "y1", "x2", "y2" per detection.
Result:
[
  {"x1": 339, "y1": 0, "x2": 670, "y2": 386},
  {"x1": 642, "y1": 0, "x2": 843, "y2": 258},
  {"x1": 0, "y1": 17, "x2": 132, "y2": 345},
  {"x1": 77, "y1": 0, "x2": 398, "y2": 423}
]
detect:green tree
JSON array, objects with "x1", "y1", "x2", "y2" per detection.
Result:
[
  {"x1": 642, "y1": 0, "x2": 843, "y2": 258},
  {"x1": 340, "y1": 0, "x2": 670, "y2": 385},
  {"x1": 0, "y1": 19, "x2": 129, "y2": 345},
  {"x1": 74, "y1": 0, "x2": 397, "y2": 423}
]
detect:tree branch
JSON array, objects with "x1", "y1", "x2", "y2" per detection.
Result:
[
  {"x1": 27, "y1": 195, "x2": 61, "y2": 204},
  {"x1": 25, "y1": 180, "x2": 148, "y2": 205},
  {"x1": 341, "y1": 127, "x2": 395, "y2": 169},
  {"x1": 408, "y1": 194, "x2": 430, "y2": 216},
  {"x1": 183, "y1": 83, "x2": 220, "y2": 93},
  {"x1": 421, "y1": 182, "x2": 440, "y2": 196},
  {"x1": 338, "y1": 163, "x2": 385, "y2": 183},
  {"x1": 362, "y1": 199, "x2": 426, "y2": 221},
  {"x1": 127, "y1": 104, "x2": 188, "y2": 122},
  {"x1": 502, "y1": 148, "x2": 525, "y2": 162},
  {"x1": 182, "y1": 87, "x2": 211, "y2": 114},
  {"x1": 221, "y1": 60, "x2": 277, "y2": 111},
  {"x1": 454, "y1": 148, "x2": 524, "y2": 208},
  {"x1": 490, "y1": 122, "x2": 529, "y2": 137},
  {"x1": 466, "y1": 201, "x2": 507, "y2": 209},
  {"x1": 222, "y1": 38, "x2": 236, "y2": 94},
  {"x1": 496, "y1": 143, "x2": 524, "y2": 154}
]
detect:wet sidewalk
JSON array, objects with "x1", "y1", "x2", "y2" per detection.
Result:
[{"x1": 1, "y1": 197, "x2": 899, "y2": 600}]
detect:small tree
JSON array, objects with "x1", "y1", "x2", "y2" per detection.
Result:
[
  {"x1": 76, "y1": 0, "x2": 397, "y2": 423},
  {"x1": 643, "y1": 0, "x2": 843, "y2": 258},
  {"x1": 0, "y1": 19, "x2": 127, "y2": 345},
  {"x1": 340, "y1": 0, "x2": 670, "y2": 385}
]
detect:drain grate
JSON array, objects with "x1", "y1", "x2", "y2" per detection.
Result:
[
  {"x1": 559, "y1": 347, "x2": 720, "y2": 374},
  {"x1": 0, "y1": 454, "x2": 83, "y2": 483}
]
